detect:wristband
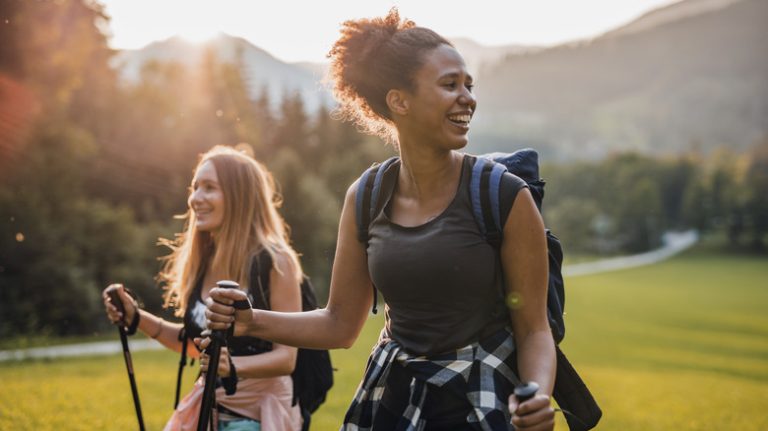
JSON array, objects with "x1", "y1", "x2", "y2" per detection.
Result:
[{"x1": 125, "y1": 307, "x2": 140, "y2": 335}]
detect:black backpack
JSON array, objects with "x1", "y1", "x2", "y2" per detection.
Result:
[
  {"x1": 251, "y1": 251, "x2": 334, "y2": 430},
  {"x1": 468, "y1": 150, "x2": 566, "y2": 343},
  {"x1": 354, "y1": 149, "x2": 601, "y2": 430},
  {"x1": 174, "y1": 252, "x2": 334, "y2": 431}
]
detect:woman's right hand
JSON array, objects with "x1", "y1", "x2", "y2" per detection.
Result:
[
  {"x1": 205, "y1": 287, "x2": 253, "y2": 333},
  {"x1": 102, "y1": 283, "x2": 137, "y2": 326},
  {"x1": 509, "y1": 393, "x2": 555, "y2": 431}
]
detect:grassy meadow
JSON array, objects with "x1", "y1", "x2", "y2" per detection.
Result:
[{"x1": 1, "y1": 249, "x2": 766, "y2": 430}]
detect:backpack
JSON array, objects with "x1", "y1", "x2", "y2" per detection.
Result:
[
  {"x1": 251, "y1": 251, "x2": 334, "y2": 429},
  {"x1": 354, "y1": 149, "x2": 565, "y2": 342},
  {"x1": 354, "y1": 149, "x2": 602, "y2": 430},
  {"x1": 469, "y1": 150, "x2": 566, "y2": 343},
  {"x1": 174, "y1": 252, "x2": 334, "y2": 431}
]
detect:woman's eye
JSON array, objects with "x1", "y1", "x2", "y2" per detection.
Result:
[
  {"x1": 443, "y1": 82, "x2": 456, "y2": 89},
  {"x1": 465, "y1": 84, "x2": 474, "y2": 92}
]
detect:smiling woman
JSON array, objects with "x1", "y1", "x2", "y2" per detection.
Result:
[
  {"x1": 202, "y1": 8, "x2": 561, "y2": 430},
  {"x1": 101, "y1": 145, "x2": 305, "y2": 430}
]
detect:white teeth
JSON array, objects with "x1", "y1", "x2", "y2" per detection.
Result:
[{"x1": 448, "y1": 114, "x2": 471, "y2": 124}]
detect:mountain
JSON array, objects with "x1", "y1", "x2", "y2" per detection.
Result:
[
  {"x1": 448, "y1": 38, "x2": 539, "y2": 75},
  {"x1": 111, "y1": 34, "x2": 333, "y2": 112},
  {"x1": 109, "y1": 34, "x2": 531, "y2": 114},
  {"x1": 471, "y1": 0, "x2": 768, "y2": 159},
  {"x1": 603, "y1": 0, "x2": 742, "y2": 38},
  {"x1": 111, "y1": 0, "x2": 767, "y2": 160}
]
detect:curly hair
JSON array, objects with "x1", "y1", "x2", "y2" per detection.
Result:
[{"x1": 327, "y1": 8, "x2": 451, "y2": 144}]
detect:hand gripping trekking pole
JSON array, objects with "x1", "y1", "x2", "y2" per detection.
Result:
[
  {"x1": 197, "y1": 280, "x2": 239, "y2": 431},
  {"x1": 106, "y1": 287, "x2": 146, "y2": 431}
]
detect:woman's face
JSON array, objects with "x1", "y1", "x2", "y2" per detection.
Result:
[
  {"x1": 402, "y1": 44, "x2": 477, "y2": 149},
  {"x1": 188, "y1": 160, "x2": 225, "y2": 233}
]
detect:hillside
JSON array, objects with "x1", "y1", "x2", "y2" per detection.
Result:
[
  {"x1": 109, "y1": 0, "x2": 767, "y2": 160},
  {"x1": 471, "y1": 0, "x2": 767, "y2": 159},
  {"x1": 111, "y1": 35, "x2": 333, "y2": 111}
]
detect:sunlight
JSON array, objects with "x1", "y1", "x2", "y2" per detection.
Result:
[{"x1": 100, "y1": 0, "x2": 679, "y2": 63}]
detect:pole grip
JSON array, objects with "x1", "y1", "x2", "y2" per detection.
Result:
[
  {"x1": 514, "y1": 381, "x2": 540, "y2": 404},
  {"x1": 197, "y1": 280, "x2": 239, "y2": 431},
  {"x1": 106, "y1": 287, "x2": 126, "y2": 319}
]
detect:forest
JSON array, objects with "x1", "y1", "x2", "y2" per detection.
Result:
[{"x1": 0, "y1": 0, "x2": 766, "y2": 338}]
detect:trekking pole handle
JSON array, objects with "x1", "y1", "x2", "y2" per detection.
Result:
[
  {"x1": 197, "y1": 280, "x2": 239, "y2": 431},
  {"x1": 514, "y1": 381, "x2": 540, "y2": 404},
  {"x1": 106, "y1": 286, "x2": 126, "y2": 322},
  {"x1": 214, "y1": 280, "x2": 239, "y2": 339}
]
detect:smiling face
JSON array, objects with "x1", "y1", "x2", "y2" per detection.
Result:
[
  {"x1": 188, "y1": 160, "x2": 225, "y2": 234},
  {"x1": 397, "y1": 44, "x2": 477, "y2": 150}
]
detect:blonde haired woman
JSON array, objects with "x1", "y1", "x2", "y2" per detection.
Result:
[{"x1": 103, "y1": 145, "x2": 302, "y2": 430}]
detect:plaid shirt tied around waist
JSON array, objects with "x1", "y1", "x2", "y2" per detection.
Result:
[{"x1": 342, "y1": 328, "x2": 521, "y2": 431}]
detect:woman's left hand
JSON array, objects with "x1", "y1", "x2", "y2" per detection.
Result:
[
  {"x1": 508, "y1": 393, "x2": 555, "y2": 430},
  {"x1": 195, "y1": 336, "x2": 231, "y2": 377}
]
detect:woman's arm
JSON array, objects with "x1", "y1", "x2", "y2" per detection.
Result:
[
  {"x1": 501, "y1": 188, "x2": 556, "y2": 429},
  {"x1": 206, "y1": 181, "x2": 374, "y2": 350}
]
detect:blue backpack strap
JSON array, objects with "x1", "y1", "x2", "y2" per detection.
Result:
[
  {"x1": 354, "y1": 156, "x2": 399, "y2": 314},
  {"x1": 470, "y1": 156, "x2": 490, "y2": 236},
  {"x1": 355, "y1": 157, "x2": 399, "y2": 244},
  {"x1": 470, "y1": 156, "x2": 508, "y2": 248},
  {"x1": 355, "y1": 168, "x2": 376, "y2": 243},
  {"x1": 488, "y1": 162, "x2": 508, "y2": 235}
]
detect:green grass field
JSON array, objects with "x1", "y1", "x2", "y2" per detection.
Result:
[{"x1": 1, "y1": 250, "x2": 767, "y2": 430}]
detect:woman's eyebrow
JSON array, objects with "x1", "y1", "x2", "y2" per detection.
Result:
[{"x1": 438, "y1": 72, "x2": 474, "y2": 82}]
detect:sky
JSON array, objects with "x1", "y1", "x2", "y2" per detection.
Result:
[{"x1": 98, "y1": 0, "x2": 679, "y2": 63}]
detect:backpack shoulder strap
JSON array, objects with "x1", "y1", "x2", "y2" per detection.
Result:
[
  {"x1": 355, "y1": 156, "x2": 400, "y2": 244},
  {"x1": 174, "y1": 327, "x2": 188, "y2": 409},
  {"x1": 252, "y1": 249, "x2": 319, "y2": 313},
  {"x1": 250, "y1": 249, "x2": 272, "y2": 310},
  {"x1": 469, "y1": 155, "x2": 508, "y2": 248},
  {"x1": 354, "y1": 157, "x2": 399, "y2": 315}
]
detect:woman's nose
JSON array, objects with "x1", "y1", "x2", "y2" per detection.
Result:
[
  {"x1": 189, "y1": 188, "x2": 202, "y2": 207},
  {"x1": 459, "y1": 88, "x2": 476, "y2": 109}
]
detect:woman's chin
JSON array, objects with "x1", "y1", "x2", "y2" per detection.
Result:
[{"x1": 195, "y1": 222, "x2": 215, "y2": 233}]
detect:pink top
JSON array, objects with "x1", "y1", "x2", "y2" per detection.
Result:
[{"x1": 164, "y1": 375, "x2": 302, "y2": 430}]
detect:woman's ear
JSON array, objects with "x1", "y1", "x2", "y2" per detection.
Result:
[{"x1": 386, "y1": 89, "x2": 409, "y2": 116}]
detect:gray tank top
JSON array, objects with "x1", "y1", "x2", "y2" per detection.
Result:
[{"x1": 367, "y1": 154, "x2": 528, "y2": 356}]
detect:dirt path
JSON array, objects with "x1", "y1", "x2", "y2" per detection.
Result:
[{"x1": 563, "y1": 230, "x2": 699, "y2": 277}]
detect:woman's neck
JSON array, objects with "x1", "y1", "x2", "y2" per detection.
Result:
[{"x1": 397, "y1": 143, "x2": 462, "y2": 199}]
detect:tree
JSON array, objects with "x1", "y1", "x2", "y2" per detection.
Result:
[{"x1": 743, "y1": 139, "x2": 768, "y2": 249}]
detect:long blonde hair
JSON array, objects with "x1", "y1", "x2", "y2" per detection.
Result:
[{"x1": 159, "y1": 145, "x2": 301, "y2": 316}]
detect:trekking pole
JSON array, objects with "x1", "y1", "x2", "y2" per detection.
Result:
[
  {"x1": 197, "y1": 280, "x2": 239, "y2": 431},
  {"x1": 514, "y1": 381, "x2": 539, "y2": 404},
  {"x1": 106, "y1": 286, "x2": 146, "y2": 431}
]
